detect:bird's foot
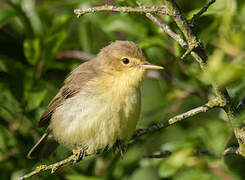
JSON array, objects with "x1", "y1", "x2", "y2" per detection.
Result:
[
  {"x1": 35, "y1": 165, "x2": 47, "y2": 171},
  {"x1": 115, "y1": 140, "x2": 126, "y2": 158},
  {"x1": 72, "y1": 147, "x2": 86, "y2": 163}
]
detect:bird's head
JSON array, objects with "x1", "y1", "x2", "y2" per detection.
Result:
[{"x1": 96, "y1": 40, "x2": 163, "y2": 87}]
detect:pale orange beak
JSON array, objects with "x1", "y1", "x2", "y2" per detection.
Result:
[{"x1": 140, "y1": 62, "x2": 164, "y2": 70}]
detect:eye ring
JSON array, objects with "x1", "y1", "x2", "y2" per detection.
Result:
[{"x1": 122, "y1": 58, "x2": 130, "y2": 65}]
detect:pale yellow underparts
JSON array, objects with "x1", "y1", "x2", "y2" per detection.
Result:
[{"x1": 49, "y1": 67, "x2": 144, "y2": 154}]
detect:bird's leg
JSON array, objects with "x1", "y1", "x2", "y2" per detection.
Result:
[
  {"x1": 115, "y1": 140, "x2": 126, "y2": 157},
  {"x1": 72, "y1": 146, "x2": 86, "y2": 163}
]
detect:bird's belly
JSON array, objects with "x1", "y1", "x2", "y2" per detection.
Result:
[{"x1": 49, "y1": 89, "x2": 140, "y2": 154}]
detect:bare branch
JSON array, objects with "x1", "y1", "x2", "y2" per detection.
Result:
[
  {"x1": 74, "y1": 5, "x2": 167, "y2": 17},
  {"x1": 237, "y1": 96, "x2": 245, "y2": 113},
  {"x1": 163, "y1": 0, "x2": 205, "y2": 60},
  {"x1": 144, "y1": 151, "x2": 171, "y2": 158},
  {"x1": 133, "y1": 100, "x2": 219, "y2": 138},
  {"x1": 57, "y1": 50, "x2": 95, "y2": 61},
  {"x1": 223, "y1": 147, "x2": 240, "y2": 155},
  {"x1": 188, "y1": 0, "x2": 216, "y2": 25},
  {"x1": 145, "y1": 13, "x2": 188, "y2": 50},
  {"x1": 133, "y1": 99, "x2": 219, "y2": 138}
]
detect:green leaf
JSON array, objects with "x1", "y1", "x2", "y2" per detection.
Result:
[
  {"x1": 0, "y1": 60, "x2": 8, "y2": 72},
  {"x1": 24, "y1": 85, "x2": 47, "y2": 111},
  {"x1": 159, "y1": 147, "x2": 194, "y2": 178},
  {"x1": 130, "y1": 167, "x2": 158, "y2": 180},
  {"x1": 66, "y1": 174, "x2": 102, "y2": 180},
  {"x1": 20, "y1": 0, "x2": 43, "y2": 35},
  {"x1": 79, "y1": 19, "x2": 92, "y2": 52},
  {"x1": 0, "y1": 10, "x2": 15, "y2": 24},
  {"x1": 200, "y1": 50, "x2": 245, "y2": 86},
  {"x1": 79, "y1": 17, "x2": 110, "y2": 53},
  {"x1": 0, "y1": 126, "x2": 17, "y2": 150},
  {"x1": 173, "y1": 168, "x2": 219, "y2": 180},
  {"x1": 202, "y1": 120, "x2": 230, "y2": 155},
  {"x1": 23, "y1": 38, "x2": 41, "y2": 65},
  {"x1": 50, "y1": 15, "x2": 72, "y2": 34},
  {"x1": 159, "y1": 160, "x2": 179, "y2": 178},
  {"x1": 102, "y1": 15, "x2": 148, "y2": 38},
  {"x1": 0, "y1": 85, "x2": 21, "y2": 123},
  {"x1": 43, "y1": 31, "x2": 67, "y2": 62},
  {"x1": 7, "y1": 0, "x2": 34, "y2": 37}
]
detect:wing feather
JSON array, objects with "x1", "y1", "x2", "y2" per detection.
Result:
[{"x1": 38, "y1": 60, "x2": 98, "y2": 127}]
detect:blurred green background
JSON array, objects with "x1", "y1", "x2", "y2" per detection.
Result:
[{"x1": 1, "y1": 0, "x2": 245, "y2": 179}]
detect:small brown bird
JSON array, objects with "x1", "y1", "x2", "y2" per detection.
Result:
[{"x1": 27, "y1": 40, "x2": 163, "y2": 161}]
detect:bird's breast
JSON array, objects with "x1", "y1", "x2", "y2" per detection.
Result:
[{"x1": 49, "y1": 82, "x2": 141, "y2": 154}]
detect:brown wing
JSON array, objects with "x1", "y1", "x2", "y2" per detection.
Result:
[
  {"x1": 38, "y1": 59, "x2": 98, "y2": 127},
  {"x1": 38, "y1": 86, "x2": 79, "y2": 127}
]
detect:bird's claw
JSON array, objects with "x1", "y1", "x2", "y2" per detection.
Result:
[
  {"x1": 72, "y1": 148, "x2": 85, "y2": 163},
  {"x1": 115, "y1": 140, "x2": 126, "y2": 158}
]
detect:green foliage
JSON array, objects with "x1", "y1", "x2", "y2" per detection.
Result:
[
  {"x1": 23, "y1": 38, "x2": 41, "y2": 65},
  {"x1": 66, "y1": 174, "x2": 102, "y2": 180},
  {"x1": 1, "y1": 0, "x2": 245, "y2": 180}
]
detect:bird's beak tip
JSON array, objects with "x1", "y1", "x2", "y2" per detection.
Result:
[{"x1": 140, "y1": 63, "x2": 164, "y2": 70}]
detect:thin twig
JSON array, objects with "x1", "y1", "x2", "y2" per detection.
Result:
[
  {"x1": 57, "y1": 50, "x2": 95, "y2": 61},
  {"x1": 144, "y1": 151, "x2": 171, "y2": 158},
  {"x1": 237, "y1": 96, "x2": 245, "y2": 113},
  {"x1": 163, "y1": 0, "x2": 204, "y2": 60},
  {"x1": 223, "y1": 147, "x2": 240, "y2": 155},
  {"x1": 145, "y1": 13, "x2": 188, "y2": 50},
  {"x1": 136, "y1": 1, "x2": 188, "y2": 50},
  {"x1": 188, "y1": 0, "x2": 216, "y2": 25},
  {"x1": 74, "y1": 5, "x2": 167, "y2": 17},
  {"x1": 133, "y1": 99, "x2": 219, "y2": 138}
]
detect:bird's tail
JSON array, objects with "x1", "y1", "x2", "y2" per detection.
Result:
[{"x1": 27, "y1": 130, "x2": 58, "y2": 159}]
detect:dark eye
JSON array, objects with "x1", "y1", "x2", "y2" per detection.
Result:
[{"x1": 122, "y1": 58, "x2": 130, "y2": 64}]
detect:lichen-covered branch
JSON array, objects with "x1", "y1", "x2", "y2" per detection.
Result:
[
  {"x1": 19, "y1": 155, "x2": 78, "y2": 180},
  {"x1": 237, "y1": 96, "x2": 245, "y2": 113},
  {"x1": 133, "y1": 1, "x2": 188, "y2": 50},
  {"x1": 144, "y1": 13, "x2": 205, "y2": 67},
  {"x1": 145, "y1": 13, "x2": 188, "y2": 50},
  {"x1": 223, "y1": 147, "x2": 240, "y2": 155},
  {"x1": 74, "y1": 5, "x2": 167, "y2": 17},
  {"x1": 144, "y1": 150, "x2": 172, "y2": 158},
  {"x1": 133, "y1": 99, "x2": 219, "y2": 138},
  {"x1": 163, "y1": 0, "x2": 206, "y2": 60}
]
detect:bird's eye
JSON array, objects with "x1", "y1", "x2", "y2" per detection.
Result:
[{"x1": 122, "y1": 58, "x2": 130, "y2": 65}]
